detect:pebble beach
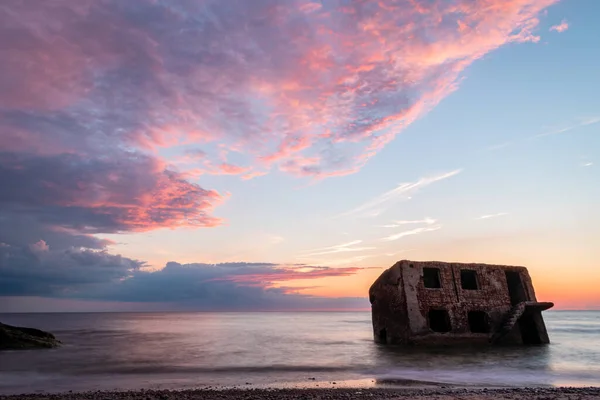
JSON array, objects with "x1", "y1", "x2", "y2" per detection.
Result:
[{"x1": 3, "y1": 387, "x2": 600, "y2": 400}]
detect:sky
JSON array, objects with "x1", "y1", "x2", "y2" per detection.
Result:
[{"x1": 0, "y1": 0, "x2": 599, "y2": 312}]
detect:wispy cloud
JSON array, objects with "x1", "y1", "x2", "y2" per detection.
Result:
[
  {"x1": 210, "y1": 264, "x2": 363, "y2": 286},
  {"x1": 300, "y1": 240, "x2": 376, "y2": 257},
  {"x1": 380, "y1": 226, "x2": 442, "y2": 242},
  {"x1": 550, "y1": 20, "x2": 569, "y2": 33},
  {"x1": 308, "y1": 255, "x2": 374, "y2": 267},
  {"x1": 536, "y1": 117, "x2": 600, "y2": 138},
  {"x1": 485, "y1": 116, "x2": 600, "y2": 152},
  {"x1": 581, "y1": 162, "x2": 593, "y2": 167},
  {"x1": 339, "y1": 170, "x2": 462, "y2": 218},
  {"x1": 265, "y1": 234, "x2": 285, "y2": 245},
  {"x1": 385, "y1": 249, "x2": 414, "y2": 257},
  {"x1": 476, "y1": 212, "x2": 509, "y2": 220},
  {"x1": 486, "y1": 142, "x2": 514, "y2": 151},
  {"x1": 380, "y1": 217, "x2": 437, "y2": 228}
]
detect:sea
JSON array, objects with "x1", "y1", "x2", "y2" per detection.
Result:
[{"x1": 0, "y1": 311, "x2": 599, "y2": 394}]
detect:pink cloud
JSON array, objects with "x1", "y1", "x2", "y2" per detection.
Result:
[
  {"x1": 261, "y1": 135, "x2": 312, "y2": 164},
  {"x1": 0, "y1": 0, "x2": 559, "y2": 181},
  {"x1": 171, "y1": 158, "x2": 253, "y2": 178},
  {"x1": 299, "y1": 2, "x2": 323, "y2": 14},
  {"x1": 167, "y1": 0, "x2": 557, "y2": 177},
  {"x1": 217, "y1": 163, "x2": 252, "y2": 175},
  {"x1": 209, "y1": 265, "x2": 363, "y2": 287},
  {"x1": 0, "y1": 152, "x2": 224, "y2": 233},
  {"x1": 0, "y1": 0, "x2": 561, "y2": 247},
  {"x1": 550, "y1": 20, "x2": 569, "y2": 32},
  {"x1": 29, "y1": 240, "x2": 49, "y2": 253},
  {"x1": 0, "y1": 1, "x2": 162, "y2": 112},
  {"x1": 241, "y1": 170, "x2": 269, "y2": 180}
]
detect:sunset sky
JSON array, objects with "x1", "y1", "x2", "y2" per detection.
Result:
[{"x1": 0, "y1": 0, "x2": 598, "y2": 312}]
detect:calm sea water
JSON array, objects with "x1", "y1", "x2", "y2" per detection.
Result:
[{"x1": 0, "y1": 311, "x2": 599, "y2": 393}]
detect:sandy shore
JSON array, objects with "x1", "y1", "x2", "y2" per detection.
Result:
[{"x1": 2, "y1": 387, "x2": 600, "y2": 400}]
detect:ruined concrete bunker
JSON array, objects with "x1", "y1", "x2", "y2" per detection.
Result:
[{"x1": 369, "y1": 260, "x2": 553, "y2": 345}]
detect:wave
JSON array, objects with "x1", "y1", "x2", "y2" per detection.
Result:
[
  {"x1": 69, "y1": 364, "x2": 369, "y2": 376},
  {"x1": 550, "y1": 327, "x2": 600, "y2": 334},
  {"x1": 304, "y1": 340, "x2": 355, "y2": 346},
  {"x1": 370, "y1": 367, "x2": 600, "y2": 387},
  {"x1": 54, "y1": 329, "x2": 126, "y2": 335}
]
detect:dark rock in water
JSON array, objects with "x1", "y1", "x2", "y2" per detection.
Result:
[{"x1": 0, "y1": 321, "x2": 61, "y2": 350}]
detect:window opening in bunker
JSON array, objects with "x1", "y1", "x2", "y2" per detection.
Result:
[
  {"x1": 428, "y1": 309, "x2": 451, "y2": 332},
  {"x1": 468, "y1": 311, "x2": 489, "y2": 333},
  {"x1": 423, "y1": 268, "x2": 441, "y2": 288},
  {"x1": 461, "y1": 269, "x2": 478, "y2": 290}
]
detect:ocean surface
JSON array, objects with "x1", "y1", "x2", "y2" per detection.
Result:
[{"x1": 0, "y1": 311, "x2": 599, "y2": 394}]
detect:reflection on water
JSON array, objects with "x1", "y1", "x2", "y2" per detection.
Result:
[
  {"x1": 374, "y1": 342, "x2": 553, "y2": 372},
  {"x1": 0, "y1": 311, "x2": 598, "y2": 393},
  {"x1": 372, "y1": 342, "x2": 554, "y2": 387}
]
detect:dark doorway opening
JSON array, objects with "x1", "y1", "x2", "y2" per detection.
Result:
[
  {"x1": 423, "y1": 268, "x2": 441, "y2": 288},
  {"x1": 518, "y1": 314, "x2": 542, "y2": 344},
  {"x1": 505, "y1": 271, "x2": 528, "y2": 305},
  {"x1": 378, "y1": 328, "x2": 387, "y2": 343},
  {"x1": 468, "y1": 311, "x2": 489, "y2": 333},
  {"x1": 461, "y1": 270, "x2": 479, "y2": 290},
  {"x1": 428, "y1": 309, "x2": 451, "y2": 332},
  {"x1": 505, "y1": 271, "x2": 541, "y2": 344}
]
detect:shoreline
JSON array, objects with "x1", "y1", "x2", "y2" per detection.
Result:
[{"x1": 2, "y1": 387, "x2": 600, "y2": 400}]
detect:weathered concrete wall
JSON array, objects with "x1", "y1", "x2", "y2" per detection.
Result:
[
  {"x1": 516, "y1": 267, "x2": 550, "y2": 344},
  {"x1": 369, "y1": 262, "x2": 410, "y2": 344},
  {"x1": 520, "y1": 268, "x2": 538, "y2": 302}
]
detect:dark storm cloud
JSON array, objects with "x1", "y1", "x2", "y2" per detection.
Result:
[
  {"x1": 100, "y1": 261, "x2": 362, "y2": 304},
  {"x1": 0, "y1": 241, "x2": 143, "y2": 297},
  {"x1": 0, "y1": 213, "x2": 110, "y2": 250},
  {"x1": 0, "y1": 251, "x2": 367, "y2": 310}
]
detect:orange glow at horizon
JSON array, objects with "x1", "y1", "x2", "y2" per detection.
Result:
[{"x1": 275, "y1": 267, "x2": 600, "y2": 310}]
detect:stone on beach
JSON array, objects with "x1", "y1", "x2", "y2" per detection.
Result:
[{"x1": 0, "y1": 322, "x2": 61, "y2": 350}]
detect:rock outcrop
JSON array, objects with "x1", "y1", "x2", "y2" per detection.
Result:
[{"x1": 0, "y1": 322, "x2": 61, "y2": 350}]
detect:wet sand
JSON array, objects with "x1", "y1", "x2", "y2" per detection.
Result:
[{"x1": 2, "y1": 387, "x2": 600, "y2": 400}]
